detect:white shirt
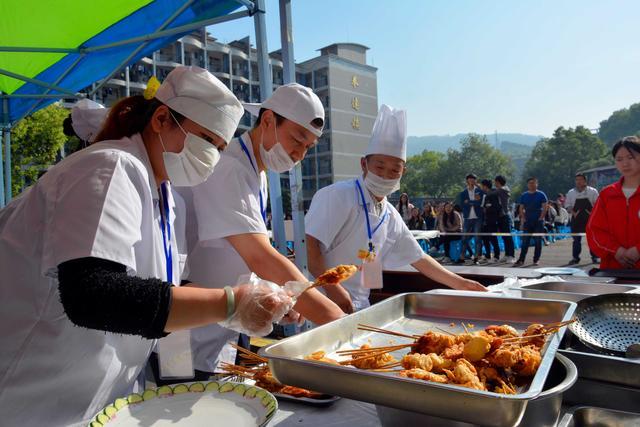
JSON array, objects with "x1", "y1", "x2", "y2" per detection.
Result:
[
  {"x1": 565, "y1": 186, "x2": 599, "y2": 211},
  {"x1": 305, "y1": 178, "x2": 424, "y2": 311},
  {"x1": 0, "y1": 134, "x2": 185, "y2": 427},
  {"x1": 467, "y1": 188, "x2": 478, "y2": 219},
  {"x1": 180, "y1": 132, "x2": 267, "y2": 373}
]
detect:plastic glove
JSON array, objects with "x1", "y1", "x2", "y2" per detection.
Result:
[{"x1": 219, "y1": 278, "x2": 293, "y2": 336}]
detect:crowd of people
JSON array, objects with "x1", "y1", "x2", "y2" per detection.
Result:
[{"x1": 395, "y1": 171, "x2": 605, "y2": 266}]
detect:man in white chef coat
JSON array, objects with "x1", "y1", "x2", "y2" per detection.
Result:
[
  {"x1": 179, "y1": 83, "x2": 344, "y2": 376},
  {"x1": 305, "y1": 105, "x2": 487, "y2": 313}
]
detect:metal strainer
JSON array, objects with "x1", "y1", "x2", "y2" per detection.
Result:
[{"x1": 569, "y1": 293, "x2": 640, "y2": 358}]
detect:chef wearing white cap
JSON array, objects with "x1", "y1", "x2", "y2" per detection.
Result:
[
  {"x1": 180, "y1": 83, "x2": 344, "y2": 375},
  {"x1": 70, "y1": 98, "x2": 110, "y2": 143},
  {"x1": 305, "y1": 105, "x2": 487, "y2": 312},
  {"x1": 0, "y1": 66, "x2": 294, "y2": 427}
]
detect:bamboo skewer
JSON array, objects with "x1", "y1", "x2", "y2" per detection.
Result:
[{"x1": 357, "y1": 323, "x2": 420, "y2": 340}]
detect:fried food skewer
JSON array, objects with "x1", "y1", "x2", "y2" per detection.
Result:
[{"x1": 300, "y1": 264, "x2": 359, "y2": 295}]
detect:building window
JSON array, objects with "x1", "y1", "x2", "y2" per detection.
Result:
[
  {"x1": 302, "y1": 179, "x2": 316, "y2": 191},
  {"x1": 318, "y1": 157, "x2": 332, "y2": 175},
  {"x1": 314, "y1": 68, "x2": 328, "y2": 88},
  {"x1": 316, "y1": 136, "x2": 331, "y2": 153},
  {"x1": 302, "y1": 158, "x2": 316, "y2": 176},
  {"x1": 319, "y1": 177, "x2": 332, "y2": 189}
]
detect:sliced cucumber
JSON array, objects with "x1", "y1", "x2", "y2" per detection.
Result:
[
  {"x1": 142, "y1": 389, "x2": 157, "y2": 401},
  {"x1": 172, "y1": 384, "x2": 189, "y2": 394},
  {"x1": 127, "y1": 393, "x2": 143, "y2": 404},
  {"x1": 96, "y1": 413, "x2": 110, "y2": 424},
  {"x1": 261, "y1": 395, "x2": 271, "y2": 407},
  {"x1": 103, "y1": 405, "x2": 118, "y2": 419},
  {"x1": 219, "y1": 382, "x2": 235, "y2": 393},
  {"x1": 233, "y1": 384, "x2": 247, "y2": 396},
  {"x1": 244, "y1": 387, "x2": 258, "y2": 398},
  {"x1": 255, "y1": 389, "x2": 267, "y2": 399},
  {"x1": 114, "y1": 398, "x2": 128, "y2": 410},
  {"x1": 265, "y1": 401, "x2": 277, "y2": 418},
  {"x1": 157, "y1": 385, "x2": 173, "y2": 396},
  {"x1": 205, "y1": 382, "x2": 220, "y2": 392},
  {"x1": 189, "y1": 383, "x2": 205, "y2": 393},
  {"x1": 89, "y1": 422, "x2": 103, "y2": 427}
]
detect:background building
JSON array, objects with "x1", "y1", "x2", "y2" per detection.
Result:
[{"x1": 77, "y1": 31, "x2": 378, "y2": 208}]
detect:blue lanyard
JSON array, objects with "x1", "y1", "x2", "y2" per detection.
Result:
[
  {"x1": 238, "y1": 136, "x2": 267, "y2": 223},
  {"x1": 159, "y1": 182, "x2": 173, "y2": 284},
  {"x1": 355, "y1": 179, "x2": 389, "y2": 252}
]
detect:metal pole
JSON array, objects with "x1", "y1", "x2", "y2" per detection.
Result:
[
  {"x1": 254, "y1": 0, "x2": 287, "y2": 255},
  {"x1": 279, "y1": 0, "x2": 308, "y2": 274},
  {"x1": 4, "y1": 130, "x2": 10, "y2": 203},
  {"x1": 125, "y1": 66, "x2": 130, "y2": 97},
  {"x1": 1, "y1": 98, "x2": 7, "y2": 206},
  {"x1": 0, "y1": 127, "x2": 4, "y2": 208}
]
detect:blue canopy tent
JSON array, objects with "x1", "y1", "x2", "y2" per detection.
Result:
[{"x1": 0, "y1": 0, "x2": 305, "y2": 260}]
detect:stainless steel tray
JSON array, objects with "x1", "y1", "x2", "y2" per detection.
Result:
[
  {"x1": 559, "y1": 334, "x2": 640, "y2": 388},
  {"x1": 559, "y1": 406, "x2": 640, "y2": 426},
  {"x1": 514, "y1": 282, "x2": 638, "y2": 303},
  {"x1": 261, "y1": 293, "x2": 576, "y2": 427}
]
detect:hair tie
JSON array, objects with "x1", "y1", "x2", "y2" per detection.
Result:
[{"x1": 143, "y1": 76, "x2": 161, "y2": 100}]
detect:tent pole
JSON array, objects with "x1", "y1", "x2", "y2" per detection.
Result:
[
  {"x1": 19, "y1": 54, "x2": 86, "y2": 123},
  {"x1": 84, "y1": 9, "x2": 251, "y2": 55},
  {"x1": 89, "y1": 0, "x2": 197, "y2": 97},
  {"x1": 0, "y1": 68, "x2": 77, "y2": 96},
  {"x1": 254, "y1": 0, "x2": 287, "y2": 255},
  {"x1": 0, "y1": 127, "x2": 4, "y2": 208},
  {"x1": 2, "y1": 99, "x2": 9, "y2": 204},
  {"x1": 279, "y1": 0, "x2": 308, "y2": 274}
]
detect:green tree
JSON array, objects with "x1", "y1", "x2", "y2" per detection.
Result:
[
  {"x1": 522, "y1": 126, "x2": 607, "y2": 198},
  {"x1": 442, "y1": 134, "x2": 515, "y2": 192},
  {"x1": 10, "y1": 103, "x2": 70, "y2": 195},
  {"x1": 400, "y1": 150, "x2": 450, "y2": 197},
  {"x1": 598, "y1": 102, "x2": 640, "y2": 146},
  {"x1": 402, "y1": 134, "x2": 515, "y2": 199}
]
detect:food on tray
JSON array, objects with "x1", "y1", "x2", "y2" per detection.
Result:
[
  {"x1": 307, "y1": 319, "x2": 574, "y2": 395},
  {"x1": 348, "y1": 343, "x2": 397, "y2": 369},
  {"x1": 221, "y1": 345, "x2": 327, "y2": 400},
  {"x1": 304, "y1": 350, "x2": 340, "y2": 365}
]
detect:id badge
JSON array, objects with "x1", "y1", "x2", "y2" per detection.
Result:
[
  {"x1": 361, "y1": 257, "x2": 383, "y2": 289},
  {"x1": 157, "y1": 329, "x2": 195, "y2": 379}
]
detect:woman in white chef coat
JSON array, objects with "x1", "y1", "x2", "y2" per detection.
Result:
[{"x1": 0, "y1": 66, "x2": 293, "y2": 427}]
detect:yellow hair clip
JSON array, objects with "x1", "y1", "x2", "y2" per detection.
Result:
[{"x1": 143, "y1": 76, "x2": 161, "y2": 100}]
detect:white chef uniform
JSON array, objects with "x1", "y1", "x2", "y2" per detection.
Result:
[
  {"x1": 305, "y1": 177, "x2": 424, "y2": 310},
  {"x1": 0, "y1": 134, "x2": 185, "y2": 427},
  {"x1": 179, "y1": 131, "x2": 268, "y2": 373},
  {"x1": 306, "y1": 104, "x2": 421, "y2": 310}
]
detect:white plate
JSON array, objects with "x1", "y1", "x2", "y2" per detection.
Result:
[
  {"x1": 88, "y1": 381, "x2": 277, "y2": 427},
  {"x1": 535, "y1": 267, "x2": 585, "y2": 276}
]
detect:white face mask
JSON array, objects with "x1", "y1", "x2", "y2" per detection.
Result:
[
  {"x1": 364, "y1": 170, "x2": 401, "y2": 198},
  {"x1": 160, "y1": 115, "x2": 221, "y2": 187},
  {"x1": 259, "y1": 122, "x2": 296, "y2": 173}
]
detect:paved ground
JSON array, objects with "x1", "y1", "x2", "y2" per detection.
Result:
[{"x1": 441, "y1": 237, "x2": 599, "y2": 271}]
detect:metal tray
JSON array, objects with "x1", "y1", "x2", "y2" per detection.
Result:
[
  {"x1": 559, "y1": 406, "x2": 640, "y2": 426},
  {"x1": 514, "y1": 282, "x2": 638, "y2": 303},
  {"x1": 261, "y1": 293, "x2": 576, "y2": 427},
  {"x1": 559, "y1": 334, "x2": 640, "y2": 388},
  {"x1": 272, "y1": 392, "x2": 340, "y2": 406}
]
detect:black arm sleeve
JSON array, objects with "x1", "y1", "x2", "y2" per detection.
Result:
[{"x1": 58, "y1": 257, "x2": 173, "y2": 339}]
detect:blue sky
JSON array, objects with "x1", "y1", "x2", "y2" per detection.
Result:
[{"x1": 209, "y1": 0, "x2": 639, "y2": 137}]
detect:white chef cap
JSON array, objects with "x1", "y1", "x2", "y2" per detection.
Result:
[
  {"x1": 70, "y1": 99, "x2": 109, "y2": 143},
  {"x1": 243, "y1": 83, "x2": 324, "y2": 137},
  {"x1": 155, "y1": 66, "x2": 244, "y2": 143},
  {"x1": 365, "y1": 104, "x2": 407, "y2": 161}
]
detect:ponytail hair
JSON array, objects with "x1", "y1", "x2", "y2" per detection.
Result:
[{"x1": 94, "y1": 95, "x2": 185, "y2": 143}]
